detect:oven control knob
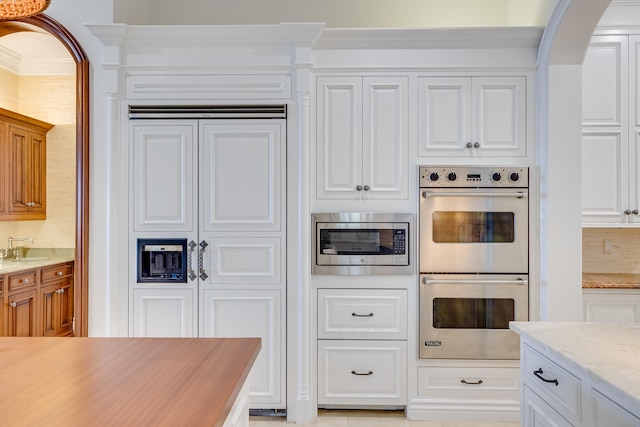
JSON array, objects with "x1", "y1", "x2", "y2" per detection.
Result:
[
  {"x1": 447, "y1": 172, "x2": 457, "y2": 182},
  {"x1": 509, "y1": 172, "x2": 520, "y2": 182},
  {"x1": 429, "y1": 172, "x2": 439, "y2": 181},
  {"x1": 491, "y1": 172, "x2": 502, "y2": 182}
]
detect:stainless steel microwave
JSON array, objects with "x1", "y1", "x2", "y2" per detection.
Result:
[{"x1": 312, "y1": 212, "x2": 413, "y2": 275}]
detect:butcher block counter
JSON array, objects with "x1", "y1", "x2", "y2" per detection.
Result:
[{"x1": 0, "y1": 337, "x2": 261, "y2": 427}]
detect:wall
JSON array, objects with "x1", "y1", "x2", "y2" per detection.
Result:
[
  {"x1": 0, "y1": 72, "x2": 76, "y2": 249},
  {"x1": 115, "y1": 0, "x2": 557, "y2": 27},
  {"x1": 583, "y1": 228, "x2": 640, "y2": 273}
]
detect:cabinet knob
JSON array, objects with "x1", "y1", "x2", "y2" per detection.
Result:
[
  {"x1": 363, "y1": 185, "x2": 370, "y2": 191},
  {"x1": 10, "y1": 302, "x2": 17, "y2": 308},
  {"x1": 634, "y1": 210, "x2": 639, "y2": 215},
  {"x1": 625, "y1": 210, "x2": 632, "y2": 215},
  {"x1": 474, "y1": 142, "x2": 480, "y2": 148},
  {"x1": 56, "y1": 271, "x2": 63, "y2": 276},
  {"x1": 19, "y1": 278, "x2": 29, "y2": 284},
  {"x1": 466, "y1": 142, "x2": 473, "y2": 148}
]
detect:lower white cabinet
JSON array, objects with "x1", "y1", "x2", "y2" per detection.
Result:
[
  {"x1": 318, "y1": 340, "x2": 407, "y2": 406},
  {"x1": 417, "y1": 366, "x2": 520, "y2": 401},
  {"x1": 523, "y1": 385, "x2": 573, "y2": 427},
  {"x1": 201, "y1": 289, "x2": 284, "y2": 408},
  {"x1": 582, "y1": 289, "x2": 640, "y2": 322},
  {"x1": 317, "y1": 288, "x2": 407, "y2": 407},
  {"x1": 132, "y1": 288, "x2": 196, "y2": 337}
]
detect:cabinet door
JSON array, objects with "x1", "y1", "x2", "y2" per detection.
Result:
[
  {"x1": 200, "y1": 289, "x2": 284, "y2": 408},
  {"x1": 522, "y1": 386, "x2": 573, "y2": 427},
  {"x1": 316, "y1": 76, "x2": 362, "y2": 199},
  {"x1": 41, "y1": 283, "x2": 59, "y2": 337},
  {"x1": 132, "y1": 121, "x2": 198, "y2": 232},
  {"x1": 582, "y1": 291, "x2": 640, "y2": 322},
  {"x1": 131, "y1": 288, "x2": 196, "y2": 337},
  {"x1": 472, "y1": 76, "x2": 526, "y2": 156},
  {"x1": 418, "y1": 77, "x2": 471, "y2": 156},
  {"x1": 7, "y1": 289, "x2": 37, "y2": 337},
  {"x1": 362, "y1": 77, "x2": 408, "y2": 199},
  {"x1": 200, "y1": 120, "x2": 284, "y2": 232},
  {"x1": 591, "y1": 388, "x2": 640, "y2": 426},
  {"x1": 7, "y1": 125, "x2": 46, "y2": 218}
]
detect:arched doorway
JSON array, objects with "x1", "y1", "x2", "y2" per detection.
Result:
[{"x1": 0, "y1": 14, "x2": 89, "y2": 336}]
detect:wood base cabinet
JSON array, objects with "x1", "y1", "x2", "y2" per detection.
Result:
[
  {"x1": 7, "y1": 270, "x2": 38, "y2": 337},
  {"x1": 40, "y1": 262, "x2": 74, "y2": 337}
]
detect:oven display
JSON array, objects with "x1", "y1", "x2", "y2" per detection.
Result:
[
  {"x1": 431, "y1": 211, "x2": 515, "y2": 243},
  {"x1": 432, "y1": 297, "x2": 515, "y2": 329}
]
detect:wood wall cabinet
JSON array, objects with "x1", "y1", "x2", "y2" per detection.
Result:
[
  {"x1": 40, "y1": 262, "x2": 74, "y2": 337},
  {"x1": 316, "y1": 76, "x2": 408, "y2": 200},
  {"x1": 418, "y1": 76, "x2": 526, "y2": 157},
  {"x1": 0, "y1": 108, "x2": 53, "y2": 220}
]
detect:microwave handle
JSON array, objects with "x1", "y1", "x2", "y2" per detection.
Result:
[
  {"x1": 422, "y1": 277, "x2": 528, "y2": 286},
  {"x1": 422, "y1": 191, "x2": 527, "y2": 199}
]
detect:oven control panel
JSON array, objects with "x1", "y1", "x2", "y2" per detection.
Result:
[{"x1": 419, "y1": 166, "x2": 528, "y2": 187}]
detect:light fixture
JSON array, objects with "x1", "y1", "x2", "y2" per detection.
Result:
[{"x1": 0, "y1": 0, "x2": 50, "y2": 20}]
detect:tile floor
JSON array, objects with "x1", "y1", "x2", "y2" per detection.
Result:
[{"x1": 250, "y1": 409, "x2": 519, "y2": 427}]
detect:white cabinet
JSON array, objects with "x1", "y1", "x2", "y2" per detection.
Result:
[
  {"x1": 317, "y1": 288, "x2": 407, "y2": 406},
  {"x1": 581, "y1": 35, "x2": 640, "y2": 225},
  {"x1": 418, "y1": 76, "x2": 526, "y2": 157},
  {"x1": 582, "y1": 289, "x2": 640, "y2": 322},
  {"x1": 523, "y1": 385, "x2": 573, "y2": 427},
  {"x1": 316, "y1": 76, "x2": 408, "y2": 200},
  {"x1": 129, "y1": 118, "x2": 286, "y2": 409}
]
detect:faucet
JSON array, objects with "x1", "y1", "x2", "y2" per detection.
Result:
[{"x1": 8, "y1": 236, "x2": 33, "y2": 259}]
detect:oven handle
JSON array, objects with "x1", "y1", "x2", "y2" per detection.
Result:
[
  {"x1": 422, "y1": 277, "x2": 528, "y2": 286},
  {"x1": 422, "y1": 191, "x2": 527, "y2": 199}
]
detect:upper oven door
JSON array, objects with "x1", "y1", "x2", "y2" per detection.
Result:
[{"x1": 420, "y1": 188, "x2": 528, "y2": 273}]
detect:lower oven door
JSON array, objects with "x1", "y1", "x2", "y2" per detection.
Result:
[{"x1": 419, "y1": 274, "x2": 528, "y2": 360}]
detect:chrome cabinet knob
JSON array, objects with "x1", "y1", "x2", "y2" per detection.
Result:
[{"x1": 10, "y1": 302, "x2": 17, "y2": 308}]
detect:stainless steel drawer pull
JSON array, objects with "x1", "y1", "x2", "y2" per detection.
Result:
[
  {"x1": 352, "y1": 312, "x2": 374, "y2": 317},
  {"x1": 460, "y1": 379, "x2": 483, "y2": 385},
  {"x1": 423, "y1": 277, "x2": 527, "y2": 286},
  {"x1": 423, "y1": 191, "x2": 527, "y2": 199},
  {"x1": 351, "y1": 370, "x2": 373, "y2": 376},
  {"x1": 534, "y1": 368, "x2": 559, "y2": 386}
]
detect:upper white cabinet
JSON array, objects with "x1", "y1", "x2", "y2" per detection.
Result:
[
  {"x1": 582, "y1": 35, "x2": 640, "y2": 225},
  {"x1": 316, "y1": 76, "x2": 408, "y2": 200},
  {"x1": 418, "y1": 76, "x2": 526, "y2": 157}
]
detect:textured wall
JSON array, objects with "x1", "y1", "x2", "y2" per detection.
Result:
[{"x1": 583, "y1": 228, "x2": 640, "y2": 273}]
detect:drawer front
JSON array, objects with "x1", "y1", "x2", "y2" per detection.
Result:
[
  {"x1": 318, "y1": 289, "x2": 407, "y2": 340},
  {"x1": 418, "y1": 366, "x2": 520, "y2": 400},
  {"x1": 8, "y1": 271, "x2": 37, "y2": 291},
  {"x1": 522, "y1": 344, "x2": 581, "y2": 423},
  {"x1": 318, "y1": 340, "x2": 407, "y2": 405},
  {"x1": 41, "y1": 262, "x2": 73, "y2": 283}
]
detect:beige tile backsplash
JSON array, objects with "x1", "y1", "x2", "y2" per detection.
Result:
[
  {"x1": 583, "y1": 228, "x2": 640, "y2": 273},
  {"x1": 0, "y1": 72, "x2": 76, "y2": 250}
]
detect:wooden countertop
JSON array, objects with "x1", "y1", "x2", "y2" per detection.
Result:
[
  {"x1": 0, "y1": 337, "x2": 261, "y2": 427},
  {"x1": 582, "y1": 273, "x2": 640, "y2": 289}
]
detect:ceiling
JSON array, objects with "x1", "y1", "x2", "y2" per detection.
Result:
[{"x1": 0, "y1": 29, "x2": 75, "y2": 76}]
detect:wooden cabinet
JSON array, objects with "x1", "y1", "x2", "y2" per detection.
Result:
[
  {"x1": 129, "y1": 118, "x2": 287, "y2": 409},
  {"x1": 582, "y1": 289, "x2": 640, "y2": 322},
  {"x1": 316, "y1": 76, "x2": 408, "y2": 200},
  {"x1": 581, "y1": 35, "x2": 640, "y2": 225},
  {"x1": 40, "y1": 262, "x2": 74, "y2": 336},
  {"x1": 418, "y1": 76, "x2": 526, "y2": 157},
  {"x1": 7, "y1": 270, "x2": 38, "y2": 337},
  {"x1": 0, "y1": 108, "x2": 53, "y2": 220},
  {"x1": 317, "y1": 289, "x2": 407, "y2": 406}
]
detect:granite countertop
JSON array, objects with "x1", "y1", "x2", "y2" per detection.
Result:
[
  {"x1": 0, "y1": 248, "x2": 75, "y2": 274},
  {"x1": 582, "y1": 273, "x2": 640, "y2": 289},
  {"x1": 510, "y1": 322, "x2": 640, "y2": 416}
]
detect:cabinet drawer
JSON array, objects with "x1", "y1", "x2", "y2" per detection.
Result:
[
  {"x1": 8, "y1": 271, "x2": 37, "y2": 292},
  {"x1": 41, "y1": 262, "x2": 73, "y2": 283},
  {"x1": 418, "y1": 366, "x2": 520, "y2": 401},
  {"x1": 318, "y1": 340, "x2": 407, "y2": 406},
  {"x1": 318, "y1": 289, "x2": 407, "y2": 340},
  {"x1": 522, "y1": 344, "x2": 581, "y2": 424}
]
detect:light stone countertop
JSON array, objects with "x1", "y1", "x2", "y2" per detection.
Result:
[
  {"x1": 0, "y1": 248, "x2": 75, "y2": 274},
  {"x1": 582, "y1": 273, "x2": 640, "y2": 289},
  {"x1": 510, "y1": 322, "x2": 640, "y2": 417}
]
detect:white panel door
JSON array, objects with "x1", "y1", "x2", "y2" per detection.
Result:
[
  {"x1": 581, "y1": 132, "x2": 628, "y2": 223},
  {"x1": 132, "y1": 121, "x2": 197, "y2": 232},
  {"x1": 472, "y1": 76, "x2": 526, "y2": 156},
  {"x1": 417, "y1": 77, "x2": 471, "y2": 156},
  {"x1": 583, "y1": 35, "x2": 628, "y2": 127},
  {"x1": 362, "y1": 77, "x2": 408, "y2": 199},
  {"x1": 201, "y1": 289, "x2": 284, "y2": 408},
  {"x1": 199, "y1": 120, "x2": 284, "y2": 233},
  {"x1": 316, "y1": 76, "x2": 362, "y2": 199},
  {"x1": 132, "y1": 288, "x2": 196, "y2": 337},
  {"x1": 207, "y1": 237, "x2": 281, "y2": 285}
]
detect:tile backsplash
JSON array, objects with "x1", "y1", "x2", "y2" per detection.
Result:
[{"x1": 583, "y1": 228, "x2": 640, "y2": 273}]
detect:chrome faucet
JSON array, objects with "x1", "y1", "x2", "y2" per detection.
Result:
[{"x1": 8, "y1": 236, "x2": 33, "y2": 249}]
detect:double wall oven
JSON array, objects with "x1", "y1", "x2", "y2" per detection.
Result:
[{"x1": 419, "y1": 166, "x2": 529, "y2": 359}]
